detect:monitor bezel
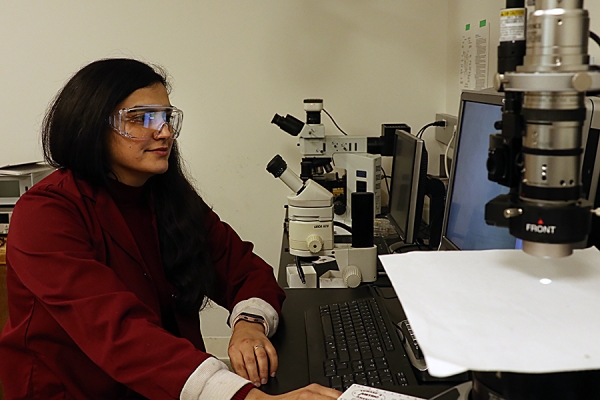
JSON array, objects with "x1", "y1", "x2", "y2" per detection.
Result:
[{"x1": 387, "y1": 129, "x2": 426, "y2": 245}]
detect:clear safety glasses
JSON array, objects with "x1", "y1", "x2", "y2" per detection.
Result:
[{"x1": 109, "y1": 105, "x2": 183, "y2": 140}]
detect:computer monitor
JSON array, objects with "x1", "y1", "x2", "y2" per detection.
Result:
[
  {"x1": 582, "y1": 96, "x2": 600, "y2": 246},
  {"x1": 388, "y1": 129, "x2": 428, "y2": 244},
  {"x1": 440, "y1": 90, "x2": 520, "y2": 251},
  {"x1": 582, "y1": 96, "x2": 600, "y2": 204},
  {"x1": 441, "y1": 91, "x2": 600, "y2": 251}
]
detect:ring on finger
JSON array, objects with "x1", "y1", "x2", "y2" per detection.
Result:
[{"x1": 253, "y1": 344, "x2": 265, "y2": 351}]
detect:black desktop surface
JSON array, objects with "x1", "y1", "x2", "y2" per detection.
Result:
[{"x1": 267, "y1": 234, "x2": 456, "y2": 397}]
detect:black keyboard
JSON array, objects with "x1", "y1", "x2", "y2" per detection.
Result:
[{"x1": 305, "y1": 296, "x2": 417, "y2": 392}]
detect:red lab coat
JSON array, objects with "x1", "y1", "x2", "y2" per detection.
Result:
[{"x1": 0, "y1": 169, "x2": 285, "y2": 399}]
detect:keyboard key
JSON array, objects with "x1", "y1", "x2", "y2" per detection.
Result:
[
  {"x1": 338, "y1": 348, "x2": 350, "y2": 362},
  {"x1": 337, "y1": 361, "x2": 349, "y2": 370},
  {"x1": 380, "y1": 370, "x2": 393, "y2": 381},
  {"x1": 372, "y1": 345, "x2": 384, "y2": 357},
  {"x1": 355, "y1": 372, "x2": 367, "y2": 385},
  {"x1": 374, "y1": 357, "x2": 388, "y2": 369},
  {"x1": 365, "y1": 359, "x2": 377, "y2": 371},
  {"x1": 397, "y1": 372, "x2": 408, "y2": 386},
  {"x1": 321, "y1": 315, "x2": 334, "y2": 337},
  {"x1": 342, "y1": 374, "x2": 355, "y2": 386},
  {"x1": 330, "y1": 376, "x2": 342, "y2": 391},
  {"x1": 351, "y1": 360, "x2": 364, "y2": 372}
]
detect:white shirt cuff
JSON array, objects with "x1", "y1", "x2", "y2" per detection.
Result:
[
  {"x1": 180, "y1": 357, "x2": 250, "y2": 400},
  {"x1": 230, "y1": 297, "x2": 279, "y2": 338}
]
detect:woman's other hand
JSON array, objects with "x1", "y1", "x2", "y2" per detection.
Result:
[
  {"x1": 229, "y1": 320, "x2": 277, "y2": 387},
  {"x1": 246, "y1": 383, "x2": 342, "y2": 399}
]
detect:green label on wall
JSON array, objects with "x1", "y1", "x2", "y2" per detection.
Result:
[
  {"x1": 466, "y1": 24, "x2": 470, "y2": 31},
  {"x1": 480, "y1": 19, "x2": 487, "y2": 28}
]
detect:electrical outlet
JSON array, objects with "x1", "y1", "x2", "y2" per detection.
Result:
[{"x1": 435, "y1": 113, "x2": 458, "y2": 146}]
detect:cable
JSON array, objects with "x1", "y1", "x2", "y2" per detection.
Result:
[
  {"x1": 392, "y1": 243, "x2": 425, "y2": 253},
  {"x1": 294, "y1": 256, "x2": 306, "y2": 284},
  {"x1": 333, "y1": 220, "x2": 352, "y2": 234},
  {"x1": 416, "y1": 120, "x2": 446, "y2": 139},
  {"x1": 380, "y1": 166, "x2": 391, "y2": 200},
  {"x1": 591, "y1": 31, "x2": 600, "y2": 49},
  {"x1": 322, "y1": 108, "x2": 348, "y2": 136},
  {"x1": 443, "y1": 125, "x2": 457, "y2": 178}
]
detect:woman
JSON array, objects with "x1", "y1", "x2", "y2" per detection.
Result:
[{"x1": 0, "y1": 58, "x2": 341, "y2": 400}]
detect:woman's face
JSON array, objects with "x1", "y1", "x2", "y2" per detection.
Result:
[{"x1": 107, "y1": 83, "x2": 175, "y2": 187}]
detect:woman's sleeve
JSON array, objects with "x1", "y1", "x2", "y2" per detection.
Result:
[
  {"x1": 7, "y1": 185, "x2": 213, "y2": 399},
  {"x1": 205, "y1": 209, "x2": 286, "y2": 321}
]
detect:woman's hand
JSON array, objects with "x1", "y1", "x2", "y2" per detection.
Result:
[
  {"x1": 228, "y1": 320, "x2": 277, "y2": 387},
  {"x1": 245, "y1": 383, "x2": 342, "y2": 399}
]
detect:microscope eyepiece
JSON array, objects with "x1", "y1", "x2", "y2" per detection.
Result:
[
  {"x1": 267, "y1": 154, "x2": 305, "y2": 193},
  {"x1": 271, "y1": 113, "x2": 304, "y2": 136},
  {"x1": 266, "y1": 154, "x2": 287, "y2": 178}
]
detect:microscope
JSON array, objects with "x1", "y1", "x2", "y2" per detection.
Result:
[
  {"x1": 485, "y1": 0, "x2": 600, "y2": 259},
  {"x1": 267, "y1": 154, "x2": 377, "y2": 288},
  {"x1": 271, "y1": 99, "x2": 396, "y2": 226},
  {"x1": 449, "y1": 0, "x2": 600, "y2": 399}
]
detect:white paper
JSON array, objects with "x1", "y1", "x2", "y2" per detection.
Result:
[
  {"x1": 338, "y1": 384, "x2": 424, "y2": 400},
  {"x1": 380, "y1": 248, "x2": 600, "y2": 377},
  {"x1": 460, "y1": 20, "x2": 490, "y2": 91}
]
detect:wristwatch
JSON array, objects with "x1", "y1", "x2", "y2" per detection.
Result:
[{"x1": 231, "y1": 312, "x2": 269, "y2": 336}]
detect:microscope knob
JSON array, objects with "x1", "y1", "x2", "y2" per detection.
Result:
[
  {"x1": 333, "y1": 200, "x2": 346, "y2": 216},
  {"x1": 306, "y1": 235, "x2": 323, "y2": 253},
  {"x1": 342, "y1": 265, "x2": 362, "y2": 288}
]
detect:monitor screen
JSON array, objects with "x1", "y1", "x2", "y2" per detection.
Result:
[
  {"x1": 388, "y1": 129, "x2": 427, "y2": 244},
  {"x1": 442, "y1": 91, "x2": 521, "y2": 251}
]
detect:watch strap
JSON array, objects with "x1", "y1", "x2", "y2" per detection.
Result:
[{"x1": 232, "y1": 312, "x2": 269, "y2": 336}]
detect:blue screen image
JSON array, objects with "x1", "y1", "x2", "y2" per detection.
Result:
[{"x1": 446, "y1": 101, "x2": 520, "y2": 250}]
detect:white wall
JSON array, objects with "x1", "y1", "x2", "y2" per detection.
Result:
[
  {"x1": 7, "y1": 0, "x2": 598, "y2": 350},
  {"x1": 0, "y1": 2, "x2": 449, "y2": 340}
]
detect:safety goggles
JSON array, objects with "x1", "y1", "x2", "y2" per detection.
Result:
[{"x1": 109, "y1": 105, "x2": 183, "y2": 140}]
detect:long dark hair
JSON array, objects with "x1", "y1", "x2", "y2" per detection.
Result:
[{"x1": 42, "y1": 58, "x2": 214, "y2": 314}]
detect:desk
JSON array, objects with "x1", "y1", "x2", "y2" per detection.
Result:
[{"x1": 264, "y1": 234, "x2": 453, "y2": 398}]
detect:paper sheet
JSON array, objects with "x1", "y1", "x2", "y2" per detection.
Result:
[
  {"x1": 380, "y1": 248, "x2": 600, "y2": 377},
  {"x1": 460, "y1": 20, "x2": 490, "y2": 91}
]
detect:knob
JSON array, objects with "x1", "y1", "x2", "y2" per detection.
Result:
[
  {"x1": 333, "y1": 200, "x2": 346, "y2": 215},
  {"x1": 342, "y1": 266, "x2": 362, "y2": 288},
  {"x1": 493, "y1": 73, "x2": 507, "y2": 91},
  {"x1": 572, "y1": 72, "x2": 592, "y2": 92},
  {"x1": 306, "y1": 235, "x2": 323, "y2": 254}
]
